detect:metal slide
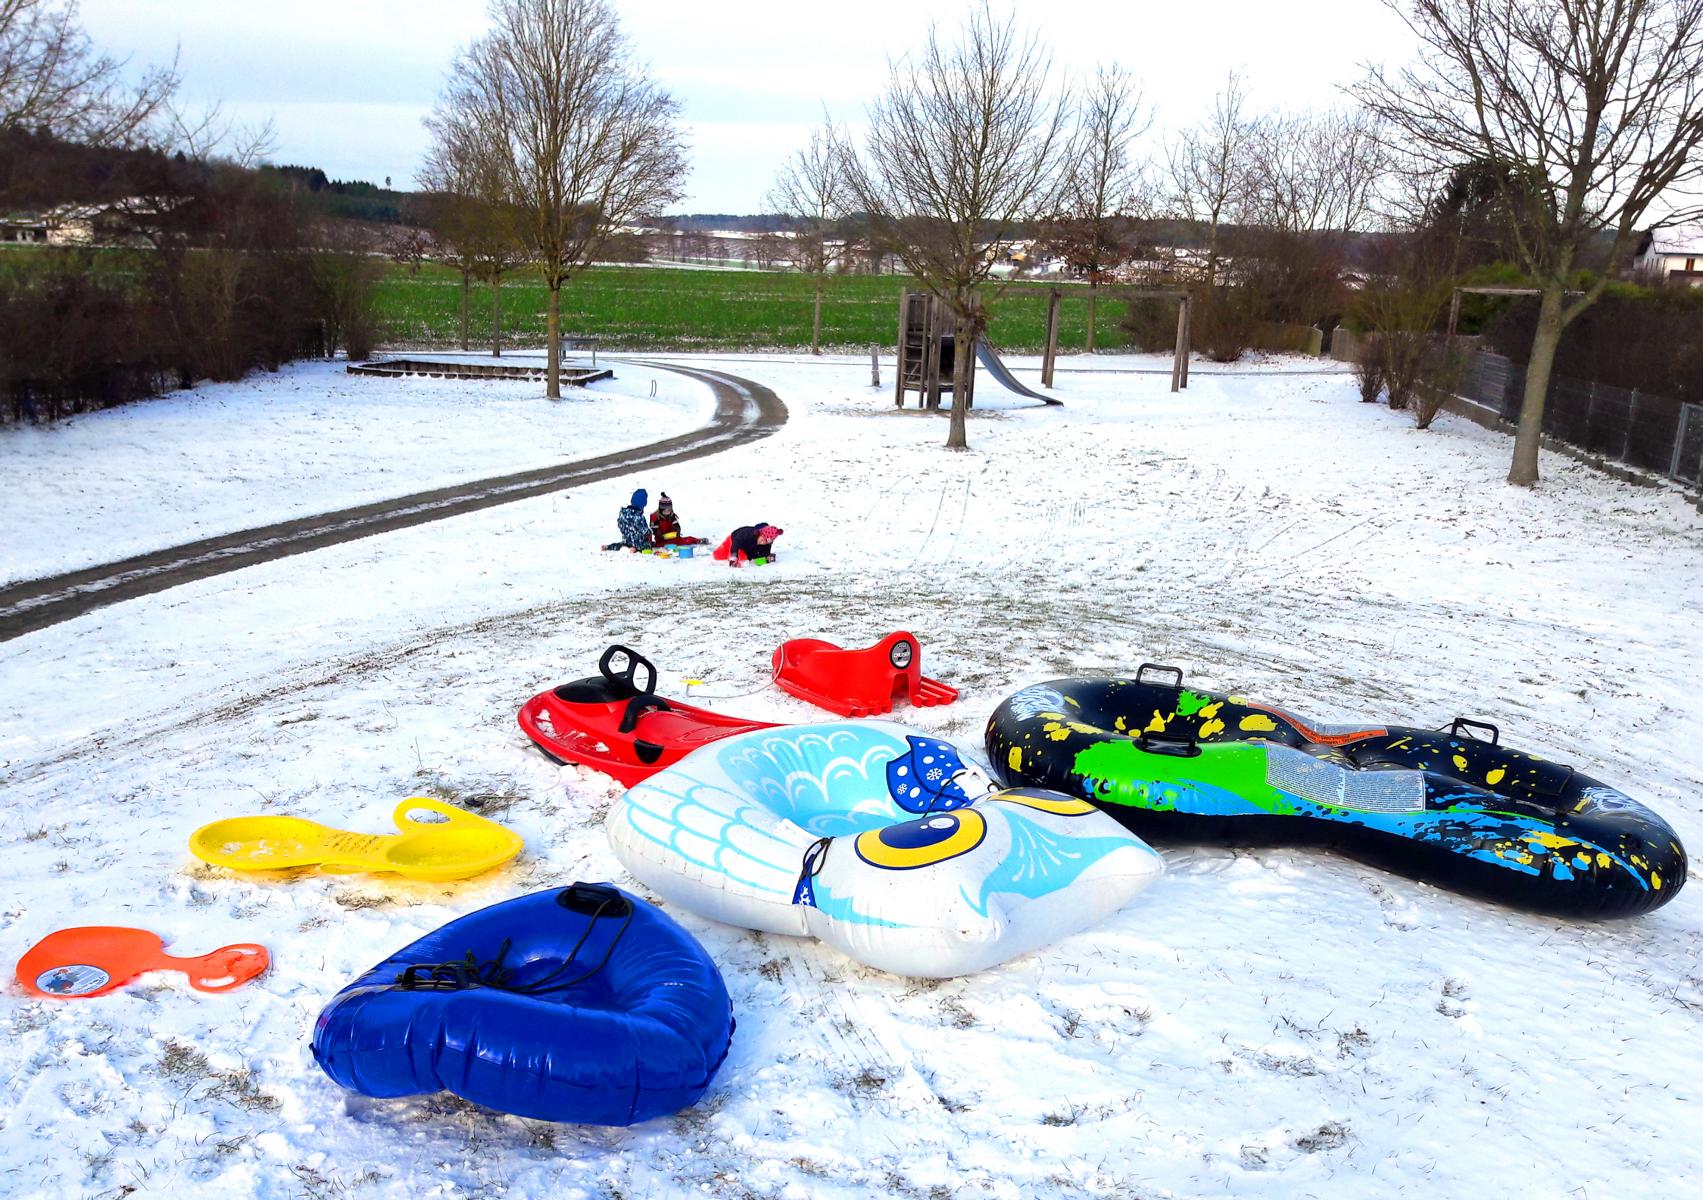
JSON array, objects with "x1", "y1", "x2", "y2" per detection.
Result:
[{"x1": 974, "y1": 341, "x2": 1063, "y2": 405}]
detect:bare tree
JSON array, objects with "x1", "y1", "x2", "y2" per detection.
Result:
[
  {"x1": 766, "y1": 120, "x2": 847, "y2": 354},
  {"x1": 845, "y1": 2, "x2": 1073, "y2": 449},
  {"x1": 442, "y1": 0, "x2": 687, "y2": 396},
  {"x1": 1050, "y1": 63, "x2": 1152, "y2": 350},
  {"x1": 162, "y1": 100, "x2": 277, "y2": 168},
  {"x1": 0, "y1": 0, "x2": 177, "y2": 146},
  {"x1": 1166, "y1": 73, "x2": 1259, "y2": 287},
  {"x1": 1356, "y1": 0, "x2": 1703, "y2": 486},
  {"x1": 420, "y1": 104, "x2": 527, "y2": 354},
  {"x1": 1354, "y1": 231, "x2": 1460, "y2": 421},
  {"x1": 1247, "y1": 108, "x2": 1387, "y2": 235}
]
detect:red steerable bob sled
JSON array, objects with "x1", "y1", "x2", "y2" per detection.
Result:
[
  {"x1": 518, "y1": 646, "x2": 775, "y2": 787},
  {"x1": 772, "y1": 630, "x2": 959, "y2": 718}
]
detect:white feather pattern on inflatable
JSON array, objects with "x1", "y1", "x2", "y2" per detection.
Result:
[{"x1": 607, "y1": 721, "x2": 1165, "y2": 977}]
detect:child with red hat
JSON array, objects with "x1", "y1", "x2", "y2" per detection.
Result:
[
  {"x1": 713, "y1": 522, "x2": 784, "y2": 565},
  {"x1": 648, "y1": 493, "x2": 709, "y2": 548}
]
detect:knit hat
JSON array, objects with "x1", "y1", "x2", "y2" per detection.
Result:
[
  {"x1": 758, "y1": 525, "x2": 782, "y2": 542},
  {"x1": 630, "y1": 488, "x2": 647, "y2": 508},
  {"x1": 657, "y1": 493, "x2": 673, "y2": 511}
]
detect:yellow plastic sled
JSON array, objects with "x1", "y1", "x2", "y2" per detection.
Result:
[{"x1": 188, "y1": 798, "x2": 522, "y2": 882}]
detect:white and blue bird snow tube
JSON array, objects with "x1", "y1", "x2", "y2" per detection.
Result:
[{"x1": 607, "y1": 721, "x2": 1165, "y2": 977}]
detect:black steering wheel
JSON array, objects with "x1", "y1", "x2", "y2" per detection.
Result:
[{"x1": 599, "y1": 645, "x2": 658, "y2": 699}]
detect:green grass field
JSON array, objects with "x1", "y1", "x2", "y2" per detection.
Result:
[{"x1": 374, "y1": 262, "x2": 1133, "y2": 354}]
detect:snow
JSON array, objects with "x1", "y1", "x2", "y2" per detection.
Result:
[
  {"x1": 0, "y1": 355, "x2": 713, "y2": 586},
  {"x1": 2, "y1": 348, "x2": 1701, "y2": 1199}
]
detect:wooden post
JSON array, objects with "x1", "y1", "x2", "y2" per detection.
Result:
[
  {"x1": 894, "y1": 290, "x2": 908, "y2": 407},
  {"x1": 924, "y1": 295, "x2": 943, "y2": 410},
  {"x1": 1170, "y1": 296, "x2": 1187, "y2": 392},
  {"x1": 1041, "y1": 289, "x2": 1061, "y2": 387},
  {"x1": 871, "y1": 345, "x2": 881, "y2": 387},
  {"x1": 1447, "y1": 288, "x2": 1462, "y2": 339},
  {"x1": 963, "y1": 298, "x2": 979, "y2": 410},
  {"x1": 1180, "y1": 295, "x2": 1191, "y2": 389}
]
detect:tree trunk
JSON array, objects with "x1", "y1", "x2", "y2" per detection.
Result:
[
  {"x1": 946, "y1": 309, "x2": 971, "y2": 450},
  {"x1": 546, "y1": 285, "x2": 561, "y2": 399},
  {"x1": 459, "y1": 269, "x2": 470, "y2": 352},
  {"x1": 811, "y1": 282, "x2": 822, "y2": 355},
  {"x1": 1086, "y1": 285, "x2": 1097, "y2": 353},
  {"x1": 491, "y1": 272, "x2": 502, "y2": 357},
  {"x1": 1509, "y1": 285, "x2": 1565, "y2": 486}
]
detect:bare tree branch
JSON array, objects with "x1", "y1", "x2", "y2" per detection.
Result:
[{"x1": 0, "y1": 0, "x2": 177, "y2": 148}]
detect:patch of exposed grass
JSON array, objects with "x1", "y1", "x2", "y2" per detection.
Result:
[{"x1": 374, "y1": 263, "x2": 1126, "y2": 354}]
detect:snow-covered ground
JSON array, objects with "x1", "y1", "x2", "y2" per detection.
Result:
[
  {"x1": 2, "y1": 350, "x2": 1701, "y2": 1199},
  {"x1": 0, "y1": 355, "x2": 712, "y2": 586}
]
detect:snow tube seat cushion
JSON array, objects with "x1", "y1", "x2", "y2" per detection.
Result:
[
  {"x1": 608, "y1": 721, "x2": 1165, "y2": 977},
  {"x1": 985, "y1": 674, "x2": 1686, "y2": 918},
  {"x1": 311, "y1": 885, "x2": 734, "y2": 1124}
]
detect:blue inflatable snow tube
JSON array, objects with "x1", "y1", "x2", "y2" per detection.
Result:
[{"x1": 311, "y1": 884, "x2": 735, "y2": 1124}]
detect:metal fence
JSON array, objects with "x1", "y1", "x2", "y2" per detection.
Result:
[{"x1": 1458, "y1": 352, "x2": 1703, "y2": 489}]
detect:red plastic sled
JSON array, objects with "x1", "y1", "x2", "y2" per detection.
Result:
[
  {"x1": 772, "y1": 631, "x2": 959, "y2": 718},
  {"x1": 518, "y1": 646, "x2": 776, "y2": 787}
]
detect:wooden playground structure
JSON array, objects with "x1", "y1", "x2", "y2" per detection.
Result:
[{"x1": 894, "y1": 286, "x2": 1195, "y2": 408}]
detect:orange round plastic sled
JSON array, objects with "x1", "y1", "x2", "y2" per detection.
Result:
[{"x1": 17, "y1": 927, "x2": 270, "y2": 998}]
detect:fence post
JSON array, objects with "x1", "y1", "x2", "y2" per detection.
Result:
[
  {"x1": 1671, "y1": 404, "x2": 1690, "y2": 480},
  {"x1": 1624, "y1": 389, "x2": 1638, "y2": 463},
  {"x1": 870, "y1": 345, "x2": 880, "y2": 387}
]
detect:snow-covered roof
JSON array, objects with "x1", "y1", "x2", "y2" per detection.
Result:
[{"x1": 1644, "y1": 225, "x2": 1703, "y2": 256}]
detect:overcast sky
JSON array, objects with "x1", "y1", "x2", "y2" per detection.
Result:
[{"x1": 80, "y1": 0, "x2": 1414, "y2": 214}]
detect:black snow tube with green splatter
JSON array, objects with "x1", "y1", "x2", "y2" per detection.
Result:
[{"x1": 984, "y1": 666, "x2": 1686, "y2": 918}]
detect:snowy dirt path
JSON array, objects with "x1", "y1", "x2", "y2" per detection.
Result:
[
  {"x1": 1, "y1": 353, "x2": 1701, "y2": 1199},
  {"x1": 0, "y1": 359, "x2": 784, "y2": 640}
]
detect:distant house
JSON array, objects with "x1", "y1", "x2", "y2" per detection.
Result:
[
  {"x1": 1636, "y1": 226, "x2": 1703, "y2": 285},
  {"x1": 0, "y1": 197, "x2": 182, "y2": 248},
  {"x1": 0, "y1": 213, "x2": 50, "y2": 243}
]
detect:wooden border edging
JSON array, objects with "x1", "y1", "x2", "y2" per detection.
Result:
[{"x1": 347, "y1": 359, "x2": 613, "y2": 386}]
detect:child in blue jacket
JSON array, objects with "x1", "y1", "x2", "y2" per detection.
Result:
[{"x1": 603, "y1": 489, "x2": 654, "y2": 551}]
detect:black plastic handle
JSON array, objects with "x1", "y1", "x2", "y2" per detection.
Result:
[
  {"x1": 1136, "y1": 663, "x2": 1184, "y2": 688},
  {"x1": 558, "y1": 882, "x2": 633, "y2": 917},
  {"x1": 599, "y1": 644, "x2": 657, "y2": 699},
  {"x1": 1447, "y1": 717, "x2": 1500, "y2": 746},
  {"x1": 1136, "y1": 731, "x2": 1201, "y2": 758},
  {"x1": 617, "y1": 694, "x2": 672, "y2": 735},
  {"x1": 1536, "y1": 764, "x2": 1577, "y2": 798}
]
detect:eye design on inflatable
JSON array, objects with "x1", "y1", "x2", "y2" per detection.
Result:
[
  {"x1": 890, "y1": 639, "x2": 915, "y2": 670},
  {"x1": 989, "y1": 789, "x2": 1098, "y2": 817},
  {"x1": 854, "y1": 809, "x2": 988, "y2": 870}
]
